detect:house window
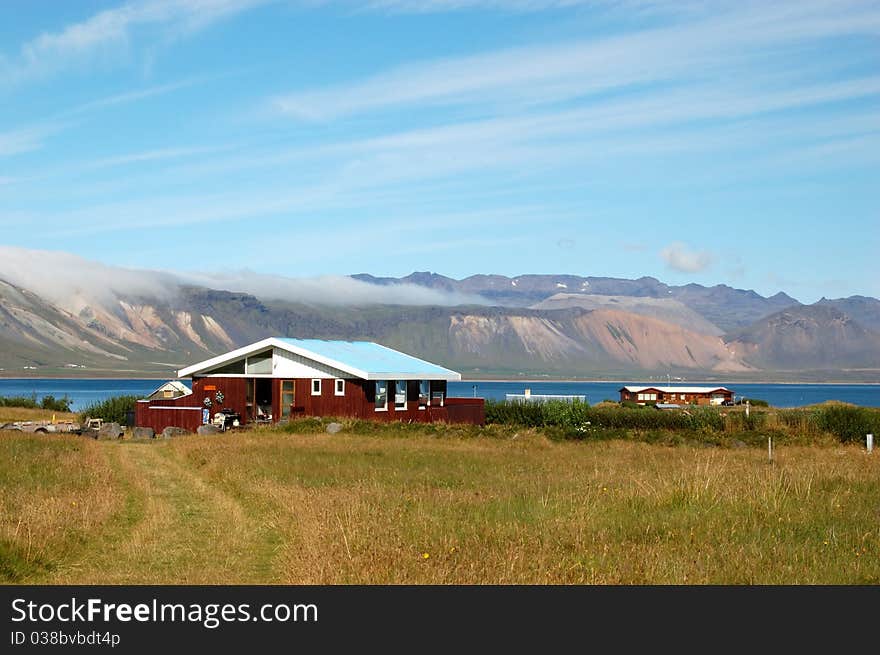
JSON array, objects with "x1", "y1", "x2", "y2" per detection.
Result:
[
  {"x1": 311, "y1": 379, "x2": 322, "y2": 396},
  {"x1": 281, "y1": 381, "x2": 295, "y2": 418},
  {"x1": 246, "y1": 350, "x2": 272, "y2": 375},
  {"x1": 637, "y1": 393, "x2": 645, "y2": 401},
  {"x1": 375, "y1": 381, "x2": 388, "y2": 411},
  {"x1": 394, "y1": 380, "x2": 407, "y2": 410},
  {"x1": 418, "y1": 380, "x2": 429, "y2": 409},
  {"x1": 335, "y1": 379, "x2": 345, "y2": 396}
]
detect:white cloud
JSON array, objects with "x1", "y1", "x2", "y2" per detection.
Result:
[
  {"x1": 0, "y1": 246, "x2": 178, "y2": 312},
  {"x1": 0, "y1": 246, "x2": 487, "y2": 311},
  {"x1": 179, "y1": 270, "x2": 487, "y2": 305},
  {"x1": 660, "y1": 242, "x2": 712, "y2": 273},
  {"x1": 0, "y1": 123, "x2": 63, "y2": 158},
  {"x1": 1, "y1": 0, "x2": 272, "y2": 84},
  {"x1": 272, "y1": 1, "x2": 880, "y2": 121}
]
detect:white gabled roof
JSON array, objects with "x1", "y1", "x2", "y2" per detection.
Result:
[
  {"x1": 177, "y1": 338, "x2": 461, "y2": 381},
  {"x1": 145, "y1": 380, "x2": 192, "y2": 399},
  {"x1": 621, "y1": 386, "x2": 732, "y2": 394}
]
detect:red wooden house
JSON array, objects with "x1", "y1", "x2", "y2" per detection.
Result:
[
  {"x1": 135, "y1": 338, "x2": 484, "y2": 433},
  {"x1": 619, "y1": 385, "x2": 734, "y2": 406}
]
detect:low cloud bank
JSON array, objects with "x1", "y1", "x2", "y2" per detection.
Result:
[
  {"x1": 0, "y1": 246, "x2": 486, "y2": 310},
  {"x1": 179, "y1": 269, "x2": 487, "y2": 306},
  {"x1": 0, "y1": 246, "x2": 177, "y2": 312}
]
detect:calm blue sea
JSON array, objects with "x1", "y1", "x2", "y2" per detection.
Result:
[{"x1": 0, "y1": 378, "x2": 877, "y2": 411}]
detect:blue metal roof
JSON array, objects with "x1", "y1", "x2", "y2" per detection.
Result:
[{"x1": 275, "y1": 339, "x2": 460, "y2": 380}]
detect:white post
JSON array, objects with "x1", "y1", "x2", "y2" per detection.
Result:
[
  {"x1": 868, "y1": 434, "x2": 874, "y2": 454},
  {"x1": 745, "y1": 400, "x2": 750, "y2": 418},
  {"x1": 768, "y1": 436, "x2": 773, "y2": 463}
]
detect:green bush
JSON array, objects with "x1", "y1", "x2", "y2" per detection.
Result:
[
  {"x1": 0, "y1": 395, "x2": 40, "y2": 409},
  {"x1": 39, "y1": 395, "x2": 72, "y2": 412},
  {"x1": 78, "y1": 395, "x2": 141, "y2": 425},
  {"x1": 485, "y1": 399, "x2": 729, "y2": 435},
  {"x1": 0, "y1": 394, "x2": 71, "y2": 412},
  {"x1": 815, "y1": 405, "x2": 880, "y2": 443}
]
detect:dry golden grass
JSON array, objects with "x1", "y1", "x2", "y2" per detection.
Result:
[
  {"x1": 0, "y1": 433, "x2": 120, "y2": 581},
  {"x1": 0, "y1": 407, "x2": 78, "y2": 424},
  {"x1": 2, "y1": 427, "x2": 879, "y2": 584}
]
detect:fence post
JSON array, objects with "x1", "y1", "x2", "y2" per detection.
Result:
[
  {"x1": 868, "y1": 433, "x2": 874, "y2": 454},
  {"x1": 768, "y1": 436, "x2": 773, "y2": 463}
]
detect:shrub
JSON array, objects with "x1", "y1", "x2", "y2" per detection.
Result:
[
  {"x1": 0, "y1": 395, "x2": 40, "y2": 409},
  {"x1": 39, "y1": 395, "x2": 72, "y2": 412},
  {"x1": 485, "y1": 399, "x2": 732, "y2": 434},
  {"x1": 0, "y1": 394, "x2": 71, "y2": 412},
  {"x1": 815, "y1": 405, "x2": 880, "y2": 443},
  {"x1": 79, "y1": 395, "x2": 141, "y2": 425}
]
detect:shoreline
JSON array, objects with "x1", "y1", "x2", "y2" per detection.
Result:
[
  {"x1": 462, "y1": 379, "x2": 880, "y2": 386},
  {"x1": 0, "y1": 375, "x2": 877, "y2": 386}
]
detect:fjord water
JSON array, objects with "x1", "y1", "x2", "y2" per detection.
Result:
[{"x1": 0, "y1": 378, "x2": 877, "y2": 412}]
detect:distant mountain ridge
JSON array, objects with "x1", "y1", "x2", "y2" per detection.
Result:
[
  {"x1": 352, "y1": 272, "x2": 800, "y2": 331},
  {"x1": 726, "y1": 304, "x2": 880, "y2": 370},
  {"x1": 0, "y1": 267, "x2": 877, "y2": 380}
]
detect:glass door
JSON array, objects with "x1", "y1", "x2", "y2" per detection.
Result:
[
  {"x1": 246, "y1": 379, "x2": 255, "y2": 422},
  {"x1": 281, "y1": 380, "x2": 295, "y2": 418}
]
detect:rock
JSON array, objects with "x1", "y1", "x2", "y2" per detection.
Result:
[
  {"x1": 197, "y1": 424, "x2": 222, "y2": 436},
  {"x1": 97, "y1": 422, "x2": 124, "y2": 440},
  {"x1": 131, "y1": 426, "x2": 155, "y2": 440},
  {"x1": 326, "y1": 422, "x2": 343, "y2": 434},
  {"x1": 162, "y1": 426, "x2": 191, "y2": 439},
  {"x1": 731, "y1": 439, "x2": 748, "y2": 449}
]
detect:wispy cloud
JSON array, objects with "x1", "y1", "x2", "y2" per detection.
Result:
[
  {"x1": 661, "y1": 243, "x2": 712, "y2": 273},
  {"x1": 60, "y1": 78, "x2": 201, "y2": 116},
  {"x1": 363, "y1": 0, "x2": 704, "y2": 17},
  {"x1": 0, "y1": 75, "x2": 218, "y2": 168},
  {"x1": 272, "y1": 1, "x2": 880, "y2": 121},
  {"x1": 0, "y1": 0, "x2": 272, "y2": 85},
  {"x1": 0, "y1": 123, "x2": 64, "y2": 158}
]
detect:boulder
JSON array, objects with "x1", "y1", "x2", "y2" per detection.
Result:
[
  {"x1": 326, "y1": 422, "x2": 343, "y2": 434},
  {"x1": 197, "y1": 424, "x2": 222, "y2": 436},
  {"x1": 131, "y1": 426, "x2": 155, "y2": 440},
  {"x1": 97, "y1": 422, "x2": 124, "y2": 440},
  {"x1": 162, "y1": 426, "x2": 191, "y2": 439}
]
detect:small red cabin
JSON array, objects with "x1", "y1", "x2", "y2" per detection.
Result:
[{"x1": 135, "y1": 338, "x2": 484, "y2": 433}]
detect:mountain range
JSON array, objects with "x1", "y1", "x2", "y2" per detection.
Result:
[{"x1": 1, "y1": 265, "x2": 879, "y2": 381}]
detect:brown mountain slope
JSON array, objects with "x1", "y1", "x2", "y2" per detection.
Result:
[
  {"x1": 725, "y1": 305, "x2": 880, "y2": 370},
  {"x1": 532, "y1": 293, "x2": 724, "y2": 336},
  {"x1": 446, "y1": 308, "x2": 750, "y2": 373}
]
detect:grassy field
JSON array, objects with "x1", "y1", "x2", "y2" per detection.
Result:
[
  {"x1": 0, "y1": 407, "x2": 77, "y2": 425},
  {"x1": 1, "y1": 423, "x2": 878, "y2": 585}
]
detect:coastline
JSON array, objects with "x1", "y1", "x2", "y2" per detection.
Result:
[
  {"x1": 462, "y1": 378, "x2": 880, "y2": 385},
  {"x1": 0, "y1": 375, "x2": 877, "y2": 386}
]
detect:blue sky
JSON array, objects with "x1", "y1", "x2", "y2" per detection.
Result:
[{"x1": 1, "y1": 0, "x2": 877, "y2": 304}]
